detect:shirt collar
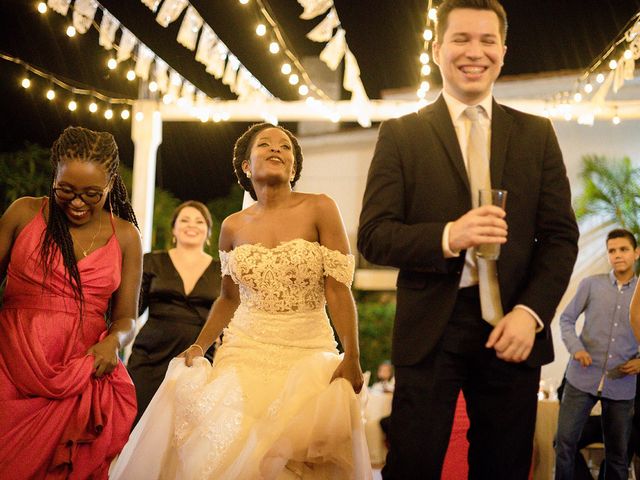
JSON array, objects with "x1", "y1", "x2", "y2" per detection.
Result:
[
  {"x1": 609, "y1": 270, "x2": 637, "y2": 287},
  {"x1": 442, "y1": 90, "x2": 493, "y2": 124}
]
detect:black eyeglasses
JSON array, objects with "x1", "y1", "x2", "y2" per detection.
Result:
[{"x1": 52, "y1": 186, "x2": 107, "y2": 205}]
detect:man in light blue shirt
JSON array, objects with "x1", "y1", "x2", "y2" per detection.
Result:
[{"x1": 555, "y1": 228, "x2": 640, "y2": 480}]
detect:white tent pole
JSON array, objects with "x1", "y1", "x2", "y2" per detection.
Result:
[{"x1": 131, "y1": 99, "x2": 162, "y2": 253}]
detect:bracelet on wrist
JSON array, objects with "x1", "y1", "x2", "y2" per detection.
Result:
[{"x1": 189, "y1": 343, "x2": 204, "y2": 356}]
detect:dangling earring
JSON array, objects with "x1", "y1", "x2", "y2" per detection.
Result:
[
  {"x1": 172, "y1": 236, "x2": 177, "y2": 245},
  {"x1": 246, "y1": 171, "x2": 252, "y2": 179},
  {"x1": 206, "y1": 238, "x2": 211, "y2": 247}
]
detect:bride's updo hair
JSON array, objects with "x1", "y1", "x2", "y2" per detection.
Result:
[{"x1": 233, "y1": 123, "x2": 303, "y2": 201}]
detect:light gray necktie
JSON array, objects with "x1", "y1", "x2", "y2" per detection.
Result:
[{"x1": 465, "y1": 106, "x2": 503, "y2": 325}]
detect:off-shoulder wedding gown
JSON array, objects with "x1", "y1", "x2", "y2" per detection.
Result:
[{"x1": 111, "y1": 239, "x2": 371, "y2": 479}]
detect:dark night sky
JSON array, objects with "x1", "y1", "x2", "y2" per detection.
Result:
[{"x1": 1, "y1": 0, "x2": 639, "y2": 202}]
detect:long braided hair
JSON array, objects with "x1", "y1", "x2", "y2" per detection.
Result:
[{"x1": 40, "y1": 126, "x2": 138, "y2": 305}]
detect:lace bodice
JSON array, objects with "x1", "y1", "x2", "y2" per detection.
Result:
[{"x1": 219, "y1": 239, "x2": 354, "y2": 313}]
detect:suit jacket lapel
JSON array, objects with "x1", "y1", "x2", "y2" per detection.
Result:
[
  {"x1": 490, "y1": 99, "x2": 514, "y2": 189},
  {"x1": 425, "y1": 96, "x2": 469, "y2": 192}
]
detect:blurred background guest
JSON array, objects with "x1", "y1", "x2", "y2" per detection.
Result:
[
  {"x1": 127, "y1": 201, "x2": 220, "y2": 425},
  {"x1": 370, "y1": 360, "x2": 395, "y2": 394}
]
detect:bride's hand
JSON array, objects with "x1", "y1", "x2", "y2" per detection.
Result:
[
  {"x1": 330, "y1": 355, "x2": 364, "y2": 393},
  {"x1": 179, "y1": 344, "x2": 204, "y2": 367}
]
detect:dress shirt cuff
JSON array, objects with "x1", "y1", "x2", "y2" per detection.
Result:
[
  {"x1": 514, "y1": 304, "x2": 544, "y2": 333},
  {"x1": 442, "y1": 222, "x2": 460, "y2": 258}
]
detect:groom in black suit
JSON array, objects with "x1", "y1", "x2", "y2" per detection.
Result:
[{"x1": 357, "y1": 0, "x2": 579, "y2": 478}]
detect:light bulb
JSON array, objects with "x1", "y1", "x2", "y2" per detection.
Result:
[
  {"x1": 423, "y1": 29, "x2": 433, "y2": 41},
  {"x1": 68, "y1": 100, "x2": 77, "y2": 111},
  {"x1": 612, "y1": 115, "x2": 621, "y2": 125},
  {"x1": 89, "y1": 102, "x2": 98, "y2": 113},
  {"x1": 46, "y1": 89, "x2": 55, "y2": 100},
  {"x1": 596, "y1": 73, "x2": 605, "y2": 84},
  {"x1": 420, "y1": 81, "x2": 430, "y2": 91},
  {"x1": 239, "y1": 0, "x2": 249, "y2": 4},
  {"x1": 420, "y1": 53, "x2": 430, "y2": 64},
  {"x1": 298, "y1": 85, "x2": 309, "y2": 96},
  {"x1": 584, "y1": 83, "x2": 593, "y2": 94},
  {"x1": 121, "y1": 109, "x2": 130, "y2": 120},
  {"x1": 269, "y1": 42, "x2": 280, "y2": 54},
  {"x1": 421, "y1": 64, "x2": 431, "y2": 76},
  {"x1": 609, "y1": 59, "x2": 617, "y2": 70},
  {"x1": 126, "y1": 70, "x2": 136, "y2": 81},
  {"x1": 624, "y1": 49, "x2": 633, "y2": 60},
  {"x1": 104, "y1": 109, "x2": 114, "y2": 119},
  {"x1": 135, "y1": 111, "x2": 144, "y2": 122},
  {"x1": 288, "y1": 74, "x2": 299, "y2": 85},
  {"x1": 148, "y1": 81, "x2": 158, "y2": 92},
  {"x1": 107, "y1": 58, "x2": 117, "y2": 70},
  {"x1": 21, "y1": 77, "x2": 31, "y2": 89},
  {"x1": 66, "y1": 25, "x2": 76, "y2": 37},
  {"x1": 428, "y1": 8, "x2": 437, "y2": 21},
  {"x1": 573, "y1": 92, "x2": 582, "y2": 103},
  {"x1": 37, "y1": 2, "x2": 47, "y2": 14},
  {"x1": 256, "y1": 24, "x2": 266, "y2": 36},
  {"x1": 281, "y1": 63, "x2": 292, "y2": 75}
]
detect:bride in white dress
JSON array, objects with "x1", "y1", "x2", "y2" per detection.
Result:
[{"x1": 112, "y1": 123, "x2": 372, "y2": 479}]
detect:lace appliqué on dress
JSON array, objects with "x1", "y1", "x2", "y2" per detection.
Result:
[
  {"x1": 219, "y1": 250, "x2": 231, "y2": 277},
  {"x1": 319, "y1": 245, "x2": 355, "y2": 288},
  {"x1": 219, "y1": 239, "x2": 354, "y2": 313}
]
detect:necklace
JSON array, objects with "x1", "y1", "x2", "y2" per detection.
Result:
[{"x1": 71, "y1": 213, "x2": 103, "y2": 257}]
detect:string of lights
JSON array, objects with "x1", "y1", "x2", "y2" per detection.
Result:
[
  {"x1": 1, "y1": 51, "x2": 136, "y2": 121},
  {"x1": 242, "y1": 0, "x2": 328, "y2": 100},
  {"x1": 35, "y1": 0, "x2": 244, "y2": 121},
  {"x1": 417, "y1": 0, "x2": 437, "y2": 102},
  {"x1": 542, "y1": 10, "x2": 639, "y2": 125}
]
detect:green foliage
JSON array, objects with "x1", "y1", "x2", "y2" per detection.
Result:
[
  {"x1": 356, "y1": 293, "x2": 395, "y2": 381},
  {"x1": 574, "y1": 155, "x2": 640, "y2": 237},
  {"x1": 206, "y1": 185, "x2": 244, "y2": 258},
  {"x1": 0, "y1": 144, "x2": 52, "y2": 212}
]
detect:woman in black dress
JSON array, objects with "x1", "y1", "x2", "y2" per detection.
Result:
[{"x1": 127, "y1": 201, "x2": 220, "y2": 424}]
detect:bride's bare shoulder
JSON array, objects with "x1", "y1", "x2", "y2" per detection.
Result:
[{"x1": 294, "y1": 192, "x2": 336, "y2": 212}]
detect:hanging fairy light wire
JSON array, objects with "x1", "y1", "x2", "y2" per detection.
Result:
[
  {"x1": 1, "y1": 51, "x2": 135, "y2": 121},
  {"x1": 247, "y1": 0, "x2": 331, "y2": 100},
  {"x1": 417, "y1": 0, "x2": 437, "y2": 101}
]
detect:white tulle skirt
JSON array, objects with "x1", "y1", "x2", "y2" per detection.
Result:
[{"x1": 111, "y1": 307, "x2": 371, "y2": 479}]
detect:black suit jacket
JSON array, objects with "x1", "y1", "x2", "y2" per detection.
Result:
[{"x1": 357, "y1": 95, "x2": 579, "y2": 368}]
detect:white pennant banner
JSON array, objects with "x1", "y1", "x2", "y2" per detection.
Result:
[
  {"x1": 156, "y1": 0, "x2": 189, "y2": 28},
  {"x1": 47, "y1": 0, "x2": 71, "y2": 16},
  {"x1": 135, "y1": 44, "x2": 155, "y2": 80},
  {"x1": 343, "y1": 48, "x2": 360, "y2": 92},
  {"x1": 181, "y1": 81, "x2": 195, "y2": 103},
  {"x1": 222, "y1": 55, "x2": 240, "y2": 87},
  {"x1": 235, "y1": 67, "x2": 251, "y2": 99},
  {"x1": 297, "y1": 0, "x2": 333, "y2": 20},
  {"x1": 168, "y1": 70, "x2": 183, "y2": 98},
  {"x1": 140, "y1": 0, "x2": 162, "y2": 12},
  {"x1": 73, "y1": 0, "x2": 98, "y2": 34},
  {"x1": 319, "y1": 28, "x2": 346, "y2": 71},
  {"x1": 98, "y1": 10, "x2": 119, "y2": 50},
  {"x1": 205, "y1": 42, "x2": 227, "y2": 79},
  {"x1": 177, "y1": 5, "x2": 203, "y2": 51},
  {"x1": 306, "y1": 8, "x2": 339, "y2": 42},
  {"x1": 196, "y1": 25, "x2": 217, "y2": 65},
  {"x1": 154, "y1": 59, "x2": 169, "y2": 92},
  {"x1": 117, "y1": 28, "x2": 138, "y2": 63}
]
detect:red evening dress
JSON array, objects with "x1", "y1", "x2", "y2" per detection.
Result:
[{"x1": 0, "y1": 204, "x2": 137, "y2": 479}]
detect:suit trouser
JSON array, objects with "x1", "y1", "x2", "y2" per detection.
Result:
[{"x1": 382, "y1": 287, "x2": 540, "y2": 480}]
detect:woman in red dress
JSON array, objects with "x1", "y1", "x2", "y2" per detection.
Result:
[{"x1": 0, "y1": 126, "x2": 142, "y2": 478}]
